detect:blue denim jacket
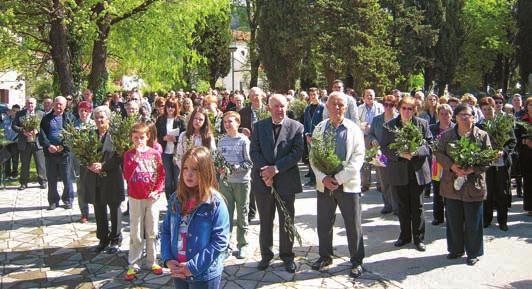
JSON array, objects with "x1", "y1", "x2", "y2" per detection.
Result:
[{"x1": 160, "y1": 191, "x2": 229, "y2": 281}]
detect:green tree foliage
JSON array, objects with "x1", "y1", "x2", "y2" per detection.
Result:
[
  {"x1": 192, "y1": 8, "x2": 232, "y2": 89},
  {"x1": 256, "y1": 0, "x2": 308, "y2": 92},
  {"x1": 456, "y1": 0, "x2": 517, "y2": 93},
  {"x1": 420, "y1": 0, "x2": 466, "y2": 92},
  {"x1": 517, "y1": 0, "x2": 532, "y2": 93},
  {"x1": 380, "y1": 0, "x2": 438, "y2": 90},
  {"x1": 312, "y1": 0, "x2": 400, "y2": 95}
]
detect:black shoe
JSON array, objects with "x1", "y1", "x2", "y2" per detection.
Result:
[
  {"x1": 63, "y1": 202, "x2": 72, "y2": 209},
  {"x1": 106, "y1": 243, "x2": 120, "y2": 254},
  {"x1": 499, "y1": 224, "x2": 508, "y2": 231},
  {"x1": 311, "y1": 257, "x2": 332, "y2": 271},
  {"x1": 284, "y1": 260, "x2": 296, "y2": 273},
  {"x1": 18, "y1": 184, "x2": 27, "y2": 190},
  {"x1": 432, "y1": 219, "x2": 443, "y2": 226},
  {"x1": 92, "y1": 242, "x2": 108, "y2": 253},
  {"x1": 47, "y1": 203, "x2": 57, "y2": 211},
  {"x1": 466, "y1": 257, "x2": 479, "y2": 266},
  {"x1": 447, "y1": 252, "x2": 464, "y2": 259},
  {"x1": 257, "y1": 258, "x2": 271, "y2": 271},
  {"x1": 349, "y1": 265, "x2": 363, "y2": 278},
  {"x1": 380, "y1": 208, "x2": 392, "y2": 215},
  {"x1": 394, "y1": 239, "x2": 411, "y2": 247},
  {"x1": 414, "y1": 242, "x2": 426, "y2": 252}
]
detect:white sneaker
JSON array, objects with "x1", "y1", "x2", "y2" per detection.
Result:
[{"x1": 237, "y1": 245, "x2": 251, "y2": 259}]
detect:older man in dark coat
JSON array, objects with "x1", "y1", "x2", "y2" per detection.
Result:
[{"x1": 250, "y1": 94, "x2": 304, "y2": 273}]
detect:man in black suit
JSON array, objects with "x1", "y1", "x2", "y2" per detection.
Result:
[
  {"x1": 11, "y1": 97, "x2": 47, "y2": 190},
  {"x1": 239, "y1": 87, "x2": 267, "y2": 221},
  {"x1": 250, "y1": 94, "x2": 304, "y2": 273}
]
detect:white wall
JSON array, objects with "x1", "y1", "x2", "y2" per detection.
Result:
[
  {"x1": 0, "y1": 70, "x2": 26, "y2": 105},
  {"x1": 222, "y1": 41, "x2": 249, "y2": 92}
]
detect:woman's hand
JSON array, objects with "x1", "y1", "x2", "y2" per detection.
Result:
[
  {"x1": 399, "y1": 152, "x2": 413, "y2": 160},
  {"x1": 88, "y1": 162, "x2": 102, "y2": 173},
  {"x1": 451, "y1": 164, "x2": 468, "y2": 177}
]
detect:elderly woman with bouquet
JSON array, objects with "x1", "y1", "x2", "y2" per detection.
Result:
[
  {"x1": 85, "y1": 106, "x2": 126, "y2": 254},
  {"x1": 434, "y1": 104, "x2": 495, "y2": 266},
  {"x1": 381, "y1": 96, "x2": 432, "y2": 252}
]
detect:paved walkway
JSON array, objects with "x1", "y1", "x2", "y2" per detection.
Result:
[{"x1": 1, "y1": 168, "x2": 531, "y2": 289}]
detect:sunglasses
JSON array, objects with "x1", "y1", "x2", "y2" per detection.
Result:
[{"x1": 401, "y1": 106, "x2": 414, "y2": 111}]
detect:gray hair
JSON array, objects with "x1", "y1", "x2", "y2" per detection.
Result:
[{"x1": 93, "y1": 105, "x2": 111, "y2": 119}]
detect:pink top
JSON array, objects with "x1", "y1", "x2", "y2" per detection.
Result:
[{"x1": 123, "y1": 147, "x2": 165, "y2": 200}]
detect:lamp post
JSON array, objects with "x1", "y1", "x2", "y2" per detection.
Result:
[{"x1": 229, "y1": 44, "x2": 238, "y2": 92}]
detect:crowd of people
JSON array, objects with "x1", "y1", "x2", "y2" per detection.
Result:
[{"x1": 1, "y1": 82, "x2": 531, "y2": 288}]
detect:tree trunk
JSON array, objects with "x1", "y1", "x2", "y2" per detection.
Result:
[
  {"x1": 49, "y1": 0, "x2": 74, "y2": 96},
  {"x1": 88, "y1": 17, "x2": 111, "y2": 103}
]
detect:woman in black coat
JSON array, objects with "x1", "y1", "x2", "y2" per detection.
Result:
[
  {"x1": 381, "y1": 96, "x2": 433, "y2": 252},
  {"x1": 155, "y1": 98, "x2": 186, "y2": 200},
  {"x1": 477, "y1": 97, "x2": 516, "y2": 231},
  {"x1": 84, "y1": 105, "x2": 125, "y2": 253}
]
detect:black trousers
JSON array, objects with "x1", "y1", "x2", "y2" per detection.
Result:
[
  {"x1": 93, "y1": 199, "x2": 122, "y2": 244},
  {"x1": 432, "y1": 180, "x2": 445, "y2": 222},
  {"x1": 484, "y1": 166, "x2": 509, "y2": 226},
  {"x1": 19, "y1": 143, "x2": 46, "y2": 185},
  {"x1": 254, "y1": 189, "x2": 295, "y2": 262},
  {"x1": 317, "y1": 189, "x2": 364, "y2": 266},
  {"x1": 4, "y1": 143, "x2": 19, "y2": 177},
  {"x1": 394, "y1": 176, "x2": 426, "y2": 243}
]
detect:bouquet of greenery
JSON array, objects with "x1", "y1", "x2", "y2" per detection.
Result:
[
  {"x1": 386, "y1": 121, "x2": 426, "y2": 155},
  {"x1": 213, "y1": 149, "x2": 233, "y2": 186},
  {"x1": 309, "y1": 125, "x2": 343, "y2": 176},
  {"x1": 109, "y1": 112, "x2": 138, "y2": 156},
  {"x1": 365, "y1": 146, "x2": 387, "y2": 167},
  {"x1": 483, "y1": 113, "x2": 514, "y2": 150},
  {"x1": 20, "y1": 114, "x2": 41, "y2": 142},
  {"x1": 256, "y1": 105, "x2": 271, "y2": 121},
  {"x1": 516, "y1": 121, "x2": 532, "y2": 140},
  {"x1": 289, "y1": 98, "x2": 306, "y2": 120},
  {"x1": 61, "y1": 123, "x2": 103, "y2": 167},
  {"x1": 448, "y1": 136, "x2": 498, "y2": 190}
]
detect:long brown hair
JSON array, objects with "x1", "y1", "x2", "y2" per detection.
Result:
[
  {"x1": 185, "y1": 107, "x2": 213, "y2": 148},
  {"x1": 176, "y1": 146, "x2": 218, "y2": 214}
]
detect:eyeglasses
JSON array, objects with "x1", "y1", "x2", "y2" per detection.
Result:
[
  {"x1": 383, "y1": 103, "x2": 394, "y2": 108},
  {"x1": 457, "y1": 113, "x2": 473, "y2": 118},
  {"x1": 400, "y1": 106, "x2": 414, "y2": 111}
]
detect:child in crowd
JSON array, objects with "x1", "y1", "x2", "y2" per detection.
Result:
[
  {"x1": 217, "y1": 111, "x2": 253, "y2": 258},
  {"x1": 123, "y1": 122, "x2": 165, "y2": 280},
  {"x1": 161, "y1": 146, "x2": 229, "y2": 289}
]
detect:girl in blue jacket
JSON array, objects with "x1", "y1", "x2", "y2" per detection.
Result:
[{"x1": 161, "y1": 146, "x2": 230, "y2": 289}]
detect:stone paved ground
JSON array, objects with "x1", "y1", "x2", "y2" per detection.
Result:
[{"x1": 1, "y1": 166, "x2": 532, "y2": 289}]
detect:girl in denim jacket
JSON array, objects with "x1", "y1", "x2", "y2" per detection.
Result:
[{"x1": 161, "y1": 146, "x2": 230, "y2": 289}]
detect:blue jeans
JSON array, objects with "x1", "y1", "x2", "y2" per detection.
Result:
[
  {"x1": 173, "y1": 275, "x2": 221, "y2": 289},
  {"x1": 45, "y1": 154, "x2": 74, "y2": 206},
  {"x1": 445, "y1": 198, "x2": 484, "y2": 258},
  {"x1": 163, "y1": 153, "x2": 180, "y2": 201}
]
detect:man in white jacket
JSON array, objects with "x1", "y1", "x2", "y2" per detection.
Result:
[{"x1": 310, "y1": 92, "x2": 366, "y2": 278}]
